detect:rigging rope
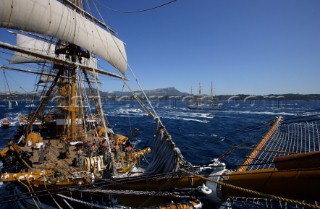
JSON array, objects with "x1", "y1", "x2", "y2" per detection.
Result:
[
  {"x1": 95, "y1": 0, "x2": 177, "y2": 14},
  {"x1": 219, "y1": 117, "x2": 320, "y2": 171},
  {"x1": 18, "y1": 180, "x2": 41, "y2": 209},
  {"x1": 2, "y1": 70, "x2": 11, "y2": 94},
  {"x1": 180, "y1": 169, "x2": 320, "y2": 209},
  {"x1": 89, "y1": 0, "x2": 163, "y2": 124},
  {"x1": 87, "y1": 65, "x2": 117, "y2": 175},
  {"x1": 26, "y1": 179, "x2": 44, "y2": 209},
  {"x1": 1, "y1": 70, "x2": 28, "y2": 93},
  {"x1": 57, "y1": 194, "x2": 113, "y2": 209},
  {"x1": 144, "y1": 119, "x2": 191, "y2": 175},
  {"x1": 218, "y1": 122, "x2": 269, "y2": 161},
  {"x1": 0, "y1": 172, "x2": 181, "y2": 204}
]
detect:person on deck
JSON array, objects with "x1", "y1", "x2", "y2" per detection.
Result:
[
  {"x1": 125, "y1": 143, "x2": 133, "y2": 164},
  {"x1": 114, "y1": 142, "x2": 120, "y2": 161},
  {"x1": 90, "y1": 142, "x2": 98, "y2": 157},
  {"x1": 77, "y1": 148, "x2": 84, "y2": 167}
]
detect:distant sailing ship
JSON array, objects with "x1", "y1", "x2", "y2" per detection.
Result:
[
  {"x1": 187, "y1": 82, "x2": 223, "y2": 110},
  {"x1": 0, "y1": 0, "x2": 319, "y2": 209}
]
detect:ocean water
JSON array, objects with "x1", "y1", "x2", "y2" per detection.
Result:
[{"x1": 0, "y1": 99, "x2": 319, "y2": 208}]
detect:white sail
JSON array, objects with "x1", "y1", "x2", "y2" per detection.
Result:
[
  {"x1": 8, "y1": 101, "x2": 12, "y2": 109},
  {"x1": 0, "y1": 0, "x2": 127, "y2": 74},
  {"x1": 11, "y1": 34, "x2": 98, "y2": 69},
  {"x1": 39, "y1": 74, "x2": 56, "y2": 83},
  {"x1": 10, "y1": 34, "x2": 57, "y2": 64}
]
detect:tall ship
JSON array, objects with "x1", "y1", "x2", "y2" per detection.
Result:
[
  {"x1": 187, "y1": 82, "x2": 223, "y2": 110},
  {"x1": 0, "y1": 1, "x2": 319, "y2": 208}
]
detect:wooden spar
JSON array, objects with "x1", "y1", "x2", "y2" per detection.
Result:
[
  {"x1": 222, "y1": 168, "x2": 320, "y2": 201},
  {"x1": 274, "y1": 151, "x2": 320, "y2": 170},
  {"x1": 237, "y1": 116, "x2": 282, "y2": 172},
  {"x1": 8, "y1": 30, "x2": 57, "y2": 45},
  {"x1": 0, "y1": 66, "x2": 101, "y2": 83},
  {"x1": 0, "y1": 65, "x2": 53, "y2": 76},
  {"x1": 0, "y1": 41, "x2": 127, "y2": 80}
]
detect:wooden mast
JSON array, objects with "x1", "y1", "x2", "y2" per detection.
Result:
[
  {"x1": 70, "y1": 67, "x2": 77, "y2": 141},
  {"x1": 63, "y1": 0, "x2": 81, "y2": 142},
  {"x1": 70, "y1": 0, "x2": 80, "y2": 141}
]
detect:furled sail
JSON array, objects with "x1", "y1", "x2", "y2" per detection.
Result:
[
  {"x1": 10, "y1": 34, "x2": 97, "y2": 69},
  {"x1": 10, "y1": 34, "x2": 57, "y2": 64},
  {"x1": 39, "y1": 74, "x2": 56, "y2": 83},
  {"x1": 144, "y1": 120, "x2": 186, "y2": 175},
  {"x1": 0, "y1": 0, "x2": 127, "y2": 74}
]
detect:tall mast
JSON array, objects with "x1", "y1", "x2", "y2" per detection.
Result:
[
  {"x1": 210, "y1": 81, "x2": 215, "y2": 102},
  {"x1": 70, "y1": 67, "x2": 77, "y2": 141},
  {"x1": 57, "y1": 0, "x2": 84, "y2": 142},
  {"x1": 70, "y1": 0, "x2": 78, "y2": 142}
]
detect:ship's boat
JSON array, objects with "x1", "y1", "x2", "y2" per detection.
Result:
[
  {"x1": 1, "y1": 118, "x2": 10, "y2": 128},
  {"x1": 0, "y1": 1, "x2": 319, "y2": 209}
]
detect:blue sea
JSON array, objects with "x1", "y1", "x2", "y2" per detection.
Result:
[{"x1": 0, "y1": 99, "x2": 319, "y2": 208}]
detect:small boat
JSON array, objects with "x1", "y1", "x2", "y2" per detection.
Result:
[
  {"x1": 1, "y1": 118, "x2": 10, "y2": 128},
  {"x1": 8, "y1": 100, "x2": 12, "y2": 109}
]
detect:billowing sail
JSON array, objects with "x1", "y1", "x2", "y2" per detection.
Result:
[
  {"x1": 11, "y1": 34, "x2": 97, "y2": 69},
  {"x1": 0, "y1": 0, "x2": 127, "y2": 74}
]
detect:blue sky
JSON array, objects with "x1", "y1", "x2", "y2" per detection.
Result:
[{"x1": 1, "y1": 0, "x2": 320, "y2": 95}]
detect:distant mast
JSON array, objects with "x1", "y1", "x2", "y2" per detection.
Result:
[
  {"x1": 198, "y1": 82, "x2": 202, "y2": 106},
  {"x1": 210, "y1": 81, "x2": 215, "y2": 105}
]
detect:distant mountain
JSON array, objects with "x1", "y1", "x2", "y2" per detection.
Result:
[
  {"x1": 144, "y1": 87, "x2": 188, "y2": 96},
  {"x1": 107, "y1": 87, "x2": 189, "y2": 97}
]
